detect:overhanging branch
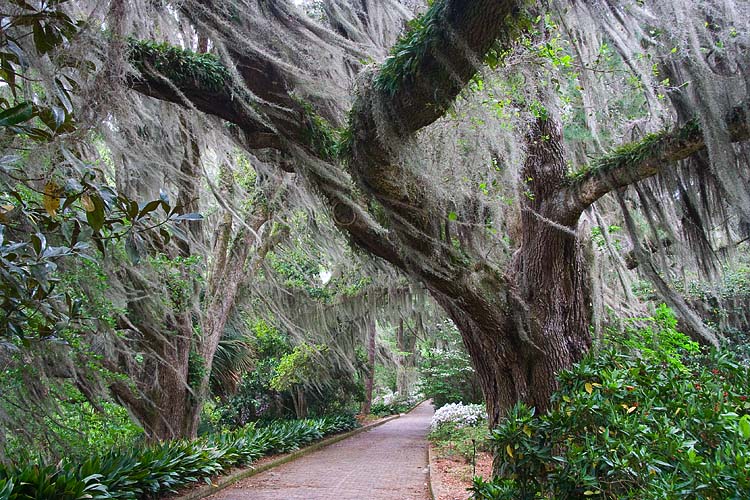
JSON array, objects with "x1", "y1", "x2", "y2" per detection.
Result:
[
  {"x1": 128, "y1": 40, "x2": 281, "y2": 149},
  {"x1": 559, "y1": 103, "x2": 750, "y2": 218},
  {"x1": 368, "y1": 0, "x2": 523, "y2": 136}
]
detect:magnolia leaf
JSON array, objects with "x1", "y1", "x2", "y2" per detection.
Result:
[
  {"x1": 739, "y1": 415, "x2": 750, "y2": 440},
  {"x1": 81, "y1": 193, "x2": 95, "y2": 212},
  {"x1": 138, "y1": 200, "x2": 162, "y2": 219},
  {"x1": 54, "y1": 78, "x2": 73, "y2": 113},
  {"x1": 43, "y1": 181, "x2": 62, "y2": 216},
  {"x1": 585, "y1": 382, "x2": 593, "y2": 394},
  {"x1": 0, "y1": 102, "x2": 33, "y2": 127},
  {"x1": 85, "y1": 194, "x2": 105, "y2": 232}
]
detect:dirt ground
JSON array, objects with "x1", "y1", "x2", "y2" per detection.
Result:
[{"x1": 430, "y1": 449, "x2": 493, "y2": 500}]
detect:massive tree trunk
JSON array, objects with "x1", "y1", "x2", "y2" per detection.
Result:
[{"x1": 432, "y1": 118, "x2": 593, "y2": 427}]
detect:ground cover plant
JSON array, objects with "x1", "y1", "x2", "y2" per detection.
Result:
[
  {"x1": 430, "y1": 402, "x2": 489, "y2": 463},
  {"x1": 0, "y1": 414, "x2": 357, "y2": 499},
  {"x1": 471, "y1": 307, "x2": 750, "y2": 499}
]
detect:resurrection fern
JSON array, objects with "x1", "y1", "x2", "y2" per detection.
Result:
[
  {"x1": 128, "y1": 39, "x2": 230, "y2": 90},
  {"x1": 296, "y1": 98, "x2": 355, "y2": 161},
  {"x1": 568, "y1": 118, "x2": 701, "y2": 180},
  {"x1": 297, "y1": 98, "x2": 340, "y2": 161},
  {"x1": 374, "y1": 1, "x2": 446, "y2": 95}
]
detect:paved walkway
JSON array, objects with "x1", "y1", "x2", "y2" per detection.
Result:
[{"x1": 208, "y1": 401, "x2": 434, "y2": 500}]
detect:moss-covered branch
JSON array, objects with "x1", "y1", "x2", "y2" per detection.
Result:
[
  {"x1": 559, "y1": 103, "x2": 749, "y2": 218},
  {"x1": 127, "y1": 38, "x2": 279, "y2": 149},
  {"x1": 128, "y1": 39, "x2": 230, "y2": 91},
  {"x1": 365, "y1": 0, "x2": 526, "y2": 135},
  {"x1": 374, "y1": 2, "x2": 447, "y2": 96}
]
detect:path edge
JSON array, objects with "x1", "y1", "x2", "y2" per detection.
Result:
[
  {"x1": 427, "y1": 443, "x2": 441, "y2": 500},
  {"x1": 174, "y1": 414, "x2": 401, "y2": 500}
]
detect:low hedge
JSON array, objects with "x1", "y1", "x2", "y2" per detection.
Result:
[{"x1": 0, "y1": 414, "x2": 358, "y2": 499}]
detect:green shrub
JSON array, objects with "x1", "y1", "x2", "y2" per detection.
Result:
[
  {"x1": 370, "y1": 401, "x2": 409, "y2": 416},
  {"x1": 370, "y1": 394, "x2": 422, "y2": 417},
  {"x1": 418, "y1": 321, "x2": 483, "y2": 408},
  {"x1": 0, "y1": 414, "x2": 358, "y2": 499},
  {"x1": 473, "y1": 307, "x2": 750, "y2": 500},
  {"x1": 430, "y1": 422, "x2": 490, "y2": 463}
]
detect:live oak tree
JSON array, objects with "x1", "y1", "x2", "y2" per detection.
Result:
[{"x1": 121, "y1": 0, "x2": 749, "y2": 431}]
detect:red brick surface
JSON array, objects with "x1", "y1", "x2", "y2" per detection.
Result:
[{"x1": 208, "y1": 401, "x2": 434, "y2": 500}]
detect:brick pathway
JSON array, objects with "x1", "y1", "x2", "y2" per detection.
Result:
[{"x1": 207, "y1": 401, "x2": 434, "y2": 500}]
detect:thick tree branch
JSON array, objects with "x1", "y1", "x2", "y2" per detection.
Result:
[
  {"x1": 558, "y1": 103, "x2": 750, "y2": 219},
  {"x1": 346, "y1": 0, "x2": 526, "y2": 290},
  {"x1": 128, "y1": 43, "x2": 281, "y2": 149},
  {"x1": 372, "y1": 0, "x2": 523, "y2": 134}
]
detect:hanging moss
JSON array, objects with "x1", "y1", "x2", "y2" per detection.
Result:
[
  {"x1": 568, "y1": 119, "x2": 701, "y2": 180},
  {"x1": 128, "y1": 39, "x2": 230, "y2": 91}
]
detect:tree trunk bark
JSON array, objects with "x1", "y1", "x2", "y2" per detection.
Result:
[
  {"x1": 292, "y1": 386, "x2": 307, "y2": 419},
  {"x1": 435, "y1": 118, "x2": 594, "y2": 430},
  {"x1": 361, "y1": 318, "x2": 377, "y2": 415},
  {"x1": 396, "y1": 318, "x2": 409, "y2": 396},
  {"x1": 110, "y1": 310, "x2": 198, "y2": 441}
]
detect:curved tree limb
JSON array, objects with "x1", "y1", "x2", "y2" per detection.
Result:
[
  {"x1": 130, "y1": 71, "x2": 281, "y2": 150},
  {"x1": 558, "y1": 103, "x2": 750, "y2": 220}
]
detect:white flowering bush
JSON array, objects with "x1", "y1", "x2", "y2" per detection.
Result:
[{"x1": 430, "y1": 402, "x2": 486, "y2": 432}]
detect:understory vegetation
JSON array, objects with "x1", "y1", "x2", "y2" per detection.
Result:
[
  {"x1": 471, "y1": 307, "x2": 750, "y2": 499},
  {"x1": 0, "y1": 414, "x2": 357, "y2": 499}
]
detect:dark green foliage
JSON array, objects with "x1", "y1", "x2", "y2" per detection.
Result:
[
  {"x1": 471, "y1": 307, "x2": 750, "y2": 499},
  {"x1": 0, "y1": 464, "x2": 106, "y2": 500},
  {"x1": 128, "y1": 39, "x2": 230, "y2": 91},
  {"x1": 374, "y1": 2, "x2": 446, "y2": 96},
  {"x1": 0, "y1": 414, "x2": 358, "y2": 499},
  {"x1": 0, "y1": 4, "x2": 202, "y2": 343},
  {"x1": 1, "y1": 0, "x2": 79, "y2": 140}
]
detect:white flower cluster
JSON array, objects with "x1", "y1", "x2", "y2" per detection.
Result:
[
  {"x1": 373, "y1": 390, "x2": 396, "y2": 406},
  {"x1": 430, "y1": 402, "x2": 486, "y2": 431}
]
